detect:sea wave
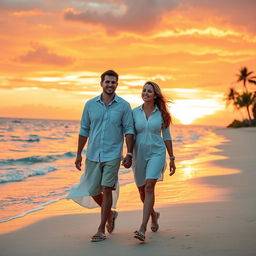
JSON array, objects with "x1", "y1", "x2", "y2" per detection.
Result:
[
  {"x1": 9, "y1": 149, "x2": 28, "y2": 152},
  {"x1": 2, "y1": 134, "x2": 68, "y2": 142},
  {"x1": 41, "y1": 136, "x2": 64, "y2": 140},
  {"x1": 189, "y1": 135, "x2": 202, "y2": 141},
  {"x1": 11, "y1": 138, "x2": 40, "y2": 142},
  {"x1": 0, "y1": 152, "x2": 75, "y2": 166},
  {"x1": 0, "y1": 166, "x2": 57, "y2": 184}
]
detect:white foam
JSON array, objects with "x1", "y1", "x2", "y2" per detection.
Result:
[
  {"x1": 0, "y1": 198, "x2": 63, "y2": 223},
  {"x1": 0, "y1": 166, "x2": 57, "y2": 184}
]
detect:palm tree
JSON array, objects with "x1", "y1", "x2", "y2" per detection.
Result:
[
  {"x1": 237, "y1": 67, "x2": 254, "y2": 93},
  {"x1": 226, "y1": 87, "x2": 238, "y2": 105},
  {"x1": 235, "y1": 92, "x2": 256, "y2": 125},
  {"x1": 226, "y1": 87, "x2": 239, "y2": 110},
  {"x1": 227, "y1": 67, "x2": 256, "y2": 127},
  {"x1": 226, "y1": 87, "x2": 245, "y2": 120}
]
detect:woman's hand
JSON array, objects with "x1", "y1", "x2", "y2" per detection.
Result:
[
  {"x1": 122, "y1": 154, "x2": 132, "y2": 168},
  {"x1": 169, "y1": 160, "x2": 176, "y2": 176}
]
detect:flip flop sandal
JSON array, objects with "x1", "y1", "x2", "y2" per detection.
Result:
[
  {"x1": 134, "y1": 230, "x2": 145, "y2": 242},
  {"x1": 91, "y1": 233, "x2": 106, "y2": 242},
  {"x1": 151, "y1": 212, "x2": 160, "y2": 232},
  {"x1": 106, "y1": 211, "x2": 118, "y2": 234}
]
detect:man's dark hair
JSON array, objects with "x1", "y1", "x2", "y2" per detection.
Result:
[{"x1": 101, "y1": 70, "x2": 119, "y2": 82}]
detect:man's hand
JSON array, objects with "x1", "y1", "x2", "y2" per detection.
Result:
[
  {"x1": 75, "y1": 154, "x2": 82, "y2": 171},
  {"x1": 122, "y1": 155, "x2": 132, "y2": 168},
  {"x1": 169, "y1": 160, "x2": 176, "y2": 176}
]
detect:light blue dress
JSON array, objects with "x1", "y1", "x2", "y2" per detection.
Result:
[{"x1": 132, "y1": 105, "x2": 172, "y2": 187}]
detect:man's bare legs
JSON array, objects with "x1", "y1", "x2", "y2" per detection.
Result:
[
  {"x1": 92, "y1": 186, "x2": 114, "y2": 236},
  {"x1": 92, "y1": 193, "x2": 103, "y2": 206},
  {"x1": 137, "y1": 179, "x2": 158, "y2": 234}
]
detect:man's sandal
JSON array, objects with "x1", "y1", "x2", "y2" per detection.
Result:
[
  {"x1": 106, "y1": 211, "x2": 118, "y2": 234},
  {"x1": 151, "y1": 212, "x2": 160, "y2": 232}
]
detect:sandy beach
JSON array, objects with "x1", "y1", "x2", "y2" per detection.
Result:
[{"x1": 1, "y1": 127, "x2": 256, "y2": 256}]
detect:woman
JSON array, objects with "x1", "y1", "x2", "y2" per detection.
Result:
[{"x1": 132, "y1": 81, "x2": 176, "y2": 242}]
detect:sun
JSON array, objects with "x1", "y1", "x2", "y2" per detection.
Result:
[{"x1": 170, "y1": 99, "x2": 225, "y2": 125}]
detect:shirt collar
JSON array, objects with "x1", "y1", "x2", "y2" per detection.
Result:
[
  {"x1": 140, "y1": 104, "x2": 159, "y2": 112},
  {"x1": 96, "y1": 94, "x2": 119, "y2": 104}
]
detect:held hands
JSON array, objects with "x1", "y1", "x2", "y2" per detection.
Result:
[
  {"x1": 122, "y1": 154, "x2": 132, "y2": 168},
  {"x1": 169, "y1": 159, "x2": 176, "y2": 176},
  {"x1": 75, "y1": 154, "x2": 82, "y2": 171}
]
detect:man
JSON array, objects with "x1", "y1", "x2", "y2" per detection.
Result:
[{"x1": 67, "y1": 70, "x2": 134, "y2": 242}]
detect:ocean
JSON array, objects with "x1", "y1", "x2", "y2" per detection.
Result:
[{"x1": 0, "y1": 117, "x2": 220, "y2": 224}]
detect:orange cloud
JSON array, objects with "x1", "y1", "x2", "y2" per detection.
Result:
[
  {"x1": 63, "y1": 0, "x2": 179, "y2": 33},
  {"x1": 17, "y1": 43, "x2": 74, "y2": 66},
  {"x1": 62, "y1": 0, "x2": 256, "y2": 34},
  {"x1": 12, "y1": 9, "x2": 45, "y2": 16},
  {"x1": 186, "y1": 0, "x2": 256, "y2": 32}
]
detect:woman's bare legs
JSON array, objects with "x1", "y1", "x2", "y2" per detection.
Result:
[
  {"x1": 137, "y1": 179, "x2": 158, "y2": 234},
  {"x1": 138, "y1": 184, "x2": 158, "y2": 224}
]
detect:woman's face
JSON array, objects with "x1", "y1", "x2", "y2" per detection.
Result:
[{"x1": 142, "y1": 83, "x2": 156, "y2": 103}]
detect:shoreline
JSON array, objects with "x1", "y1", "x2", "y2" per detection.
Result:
[{"x1": 1, "y1": 127, "x2": 256, "y2": 255}]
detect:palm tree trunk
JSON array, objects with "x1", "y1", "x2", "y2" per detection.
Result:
[
  {"x1": 244, "y1": 79, "x2": 249, "y2": 93},
  {"x1": 246, "y1": 105, "x2": 252, "y2": 125}
]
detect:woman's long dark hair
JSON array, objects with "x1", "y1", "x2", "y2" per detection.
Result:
[{"x1": 144, "y1": 81, "x2": 172, "y2": 128}]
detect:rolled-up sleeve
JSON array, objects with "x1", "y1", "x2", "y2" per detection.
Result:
[
  {"x1": 162, "y1": 126, "x2": 172, "y2": 141},
  {"x1": 79, "y1": 103, "x2": 90, "y2": 137},
  {"x1": 122, "y1": 103, "x2": 135, "y2": 135}
]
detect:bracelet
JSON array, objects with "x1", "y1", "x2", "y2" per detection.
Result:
[
  {"x1": 127, "y1": 152, "x2": 133, "y2": 157},
  {"x1": 169, "y1": 156, "x2": 175, "y2": 160}
]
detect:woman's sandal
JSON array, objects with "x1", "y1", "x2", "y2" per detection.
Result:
[
  {"x1": 134, "y1": 230, "x2": 145, "y2": 242},
  {"x1": 91, "y1": 232, "x2": 106, "y2": 242},
  {"x1": 151, "y1": 212, "x2": 160, "y2": 232}
]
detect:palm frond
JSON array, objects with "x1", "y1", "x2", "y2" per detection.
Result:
[{"x1": 249, "y1": 79, "x2": 256, "y2": 84}]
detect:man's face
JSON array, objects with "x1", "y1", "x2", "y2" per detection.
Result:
[{"x1": 101, "y1": 75, "x2": 118, "y2": 95}]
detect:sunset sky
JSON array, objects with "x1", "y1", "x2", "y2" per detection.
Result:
[{"x1": 0, "y1": 0, "x2": 256, "y2": 125}]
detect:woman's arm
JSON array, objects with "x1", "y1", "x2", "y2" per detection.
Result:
[{"x1": 164, "y1": 140, "x2": 176, "y2": 176}]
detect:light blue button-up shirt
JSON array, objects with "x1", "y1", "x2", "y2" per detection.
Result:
[
  {"x1": 79, "y1": 94, "x2": 134, "y2": 162},
  {"x1": 132, "y1": 105, "x2": 172, "y2": 159}
]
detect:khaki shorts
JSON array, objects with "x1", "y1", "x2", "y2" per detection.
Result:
[{"x1": 84, "y1": 158, "x2": 121, "y2": 196}]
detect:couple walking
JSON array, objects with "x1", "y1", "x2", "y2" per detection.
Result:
[{"x1": 67, "y1": 70, "x2": 176, "y2": 242}]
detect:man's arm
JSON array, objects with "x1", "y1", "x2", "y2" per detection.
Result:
[
  {"x1": 121, "y1": 102, "x2": 135, "y2": 168},
  {"x1": 76, "y1": 102, "x2": 90, "y2": 171},
  {"x1": 122, "y1": 134, "x2": 134, "y2": 168},
  {"x1": 75, "y1": 135, "x2": 88, "y2": 171}
]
